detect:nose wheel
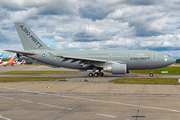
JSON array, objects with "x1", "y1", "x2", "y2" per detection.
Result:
[
  {"x1": 149, "y1": 73, "x2": 153, "y2": 77},
  {"x1": 149, "y1": 69, "x2": 154, "y2": 77}
]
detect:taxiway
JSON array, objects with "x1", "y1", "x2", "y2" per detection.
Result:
[{"x1": 0, "y1": 66, "x2": 180, "y2": 120}]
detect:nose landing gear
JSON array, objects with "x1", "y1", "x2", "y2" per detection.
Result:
[{"x1": 149, "y1": 69, "x2": 154, "y2": 77}]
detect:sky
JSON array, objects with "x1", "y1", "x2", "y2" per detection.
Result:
[{"x1": 0, "y1": 0, "x2": 180, "y2": 59}]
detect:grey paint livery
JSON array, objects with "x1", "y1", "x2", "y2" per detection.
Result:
[{"x1": 5, "y1": 22, "x2": 176, "y2": 77}]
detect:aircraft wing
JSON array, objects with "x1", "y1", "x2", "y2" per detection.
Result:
[
  {"x1": 50, "y1": 53, "x2": 126, "y2": 68},
  {"x1": 56, "y1": 55, "x2": 108, "y2": 63},
  {"x1": 5, "y1": 50, "x2": 36, "y2": 56}
]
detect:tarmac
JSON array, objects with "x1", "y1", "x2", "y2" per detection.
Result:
[{"x1": 0, "y1": 66, "x2": 180, "y2": 120}]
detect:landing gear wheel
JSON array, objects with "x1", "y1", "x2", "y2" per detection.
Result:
[
  {"x1": 99, "y1": 72, "x2": 104, "y2": 76},
  {"x1": 88, "y1": 73, "x2": 94, "y2": 77},
  {"x1": 94, "y1": 72, "x2": 99, "y2": 77},
  {"x1": 149, "y1": 73, "x2": 153, "y2": 77}
]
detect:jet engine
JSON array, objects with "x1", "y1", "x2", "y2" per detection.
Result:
[{"x1": 103, "y1": 64, "x2": 127, "y2": 74}]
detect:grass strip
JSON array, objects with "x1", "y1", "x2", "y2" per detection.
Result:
[
  {"x1": 131, "y1": 67, "x2": 180, "y2": 75},
  {"x1": 109, "y1": 78, "x2": 180, "y2": 85},
  {"x1": 0, "y1": 77, "x2": 69, "y2": 82},
  {"x1": 0, "y1": 71, "x2": 78, "y2": 75}
]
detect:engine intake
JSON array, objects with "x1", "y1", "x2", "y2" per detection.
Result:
[{"x1": 103, "y1": 64, "x2": 126, "y2": 74}]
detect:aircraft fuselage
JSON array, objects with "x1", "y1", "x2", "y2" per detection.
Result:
[{"x1": 27, "y1": 49, "x2": 175, "y2": 71}]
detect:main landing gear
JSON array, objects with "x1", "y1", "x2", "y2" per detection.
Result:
[
  {"x1": 149, "y1": 69, "x2": 154, "y2": 77},
  {"x1": 88, "y1": 67, "x2": 104, "y2": 77},
  {"x1": 88, "y1": 72, "x2": 104, "y2": 77}
]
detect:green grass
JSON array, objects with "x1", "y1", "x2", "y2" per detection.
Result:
[
  {"x1": 109, "y1": 78, "x2": 180, "y2": 85},
  {"x1": 0, "y1": 77, "x2": 69, "y2": 82},
  {"x1": 131, "y1": 67, "x2": 180, "y2": 75},
  {"x1": 0, "y1": 71, "x2": 78, "y2": 75}
]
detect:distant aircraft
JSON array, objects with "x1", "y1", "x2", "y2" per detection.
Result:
[
  {"x1": 13, "y1": 58, "x2": 18, "y2": 65},
  {"x1": 0, "y1": 55, "x2": 15, "y2": 66},
  {"x1": 16, "y1": 60, "x2": 26, "y2": 65},
  {"x1": 0, "y1": 54, "x2": 3, "y2": 63},
  {"x1": 5, "y1": 22, "x2": 176, "y2": 77}
]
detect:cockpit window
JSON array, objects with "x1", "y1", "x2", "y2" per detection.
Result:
[{"x1": 164, "y1": 55, "x2": 171, "y2": 57}]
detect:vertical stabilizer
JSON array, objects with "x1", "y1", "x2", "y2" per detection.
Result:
[
  {"x1": 13, "y1": 58, "x2": 18, "y2": 64},
  {"x1": 14, "y1": 22, "x2": 52, "y2": 50},
  {"x1": 7, "y1": 55, "x2": 15, "y2": 65},
  {"x1": 0, "y1": 54, "x2": 3, "y2": 63}
]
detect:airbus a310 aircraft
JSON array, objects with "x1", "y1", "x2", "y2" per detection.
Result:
[{"x1": 5, "y1": 22, "x2": 175, "y2": 77}]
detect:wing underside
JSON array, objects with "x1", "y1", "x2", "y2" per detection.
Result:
[{"x1": 50, "y1": 53, "x2": 126, "y2": 68}]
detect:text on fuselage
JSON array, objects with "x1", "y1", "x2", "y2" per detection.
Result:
[{"x1": 130, "y1": 57, "x2": 150, "y2": 60}]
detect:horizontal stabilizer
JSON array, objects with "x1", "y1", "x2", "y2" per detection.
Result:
[{"x1": 5, "y1": 50, "x2": 36, "y2": 56}]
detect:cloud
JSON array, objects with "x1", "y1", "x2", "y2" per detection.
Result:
[
  {"x1": 68, "y1": 43, "x2": 76, "y2": 48},
  {"x1": 79, "y1": 5, "x2": 109, "y2": 21},
  {"x1": 0, "y1": 0, "x2": 180, "y2": 58},
  {"x1": 121, "y1": 0, "x2": 160, "y2": 6},
  {"x1": 177, "y1": 24, "x2": 180, "y2": 29},
  {"x1": 54, "y1": 36, "x2": 64, "y2": 42},
  {"x1": 37, "y1": 0, "x2": 79, "y2": 16}
]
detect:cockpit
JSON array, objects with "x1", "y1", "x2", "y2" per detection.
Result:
[{"x1": 164, "y1": 55, "x2": 171, "y2": 57}]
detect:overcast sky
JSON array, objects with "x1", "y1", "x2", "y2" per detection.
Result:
[{"x1": 0, "y1": 0, "x2": 180, "y2": 58}]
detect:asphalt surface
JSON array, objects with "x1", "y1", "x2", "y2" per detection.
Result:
[
  {"x1": 0, "y1": 65, "x2": 180, "y2": 120},
  {"x1": 1, "y1": 65, "x2": 180, "y2": 78}
]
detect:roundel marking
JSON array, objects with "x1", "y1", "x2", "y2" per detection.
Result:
[{"x1": 42, "y1": 54, "x2": 46, "y2": 57}]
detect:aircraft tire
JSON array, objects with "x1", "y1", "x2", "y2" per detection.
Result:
[
  {"x1": 149, "y1": 73, "x2": 153, "y2": 77},
  {"x1": 88, "y1": 73, "x2": 94, "y2": 77},
  {"x1": 99, "y1": 72, "x2": 104, "y2": 76},
  {"x1": 94, "y1": 72, "x2": 99, "y2": 77}
]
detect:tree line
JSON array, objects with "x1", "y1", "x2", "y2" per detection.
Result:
[{"x1": 2, "y1": 58, "x2": 33, "y2": 64}]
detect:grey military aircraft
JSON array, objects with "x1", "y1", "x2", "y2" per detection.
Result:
[{"x1": 5, "y1": 22, "x2": 176, "y2": 77}]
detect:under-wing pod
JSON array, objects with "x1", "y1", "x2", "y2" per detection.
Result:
[{"x1": 103, "y1": 64, "x2": 127, "y2": 74}]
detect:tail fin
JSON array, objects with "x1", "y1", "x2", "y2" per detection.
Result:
[
  {"x1": 7, "y1": 55, "x2": 15, "y2": 65},
  {"x1": 13, "y1": 58, "x2": 18, "y2": 64},
  {"x1": 20, "y1": 60, "x2": 26, "y2": 65},
  {"x1": 0, "y1": 54, "x2": 3, "y2": 62},
  {"x1": 14, "y1": 22, "x2": 53, "y2": 50}
]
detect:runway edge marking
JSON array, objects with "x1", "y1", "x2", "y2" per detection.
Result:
[
  {"x1": 97, "y1": 113, "x2": 117, "y2": 118},
  {"x1": 0, "y1": 115, "x2": 11, "y2": 120}
]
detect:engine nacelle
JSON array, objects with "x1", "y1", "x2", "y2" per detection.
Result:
[{"x1": 103, "y1": 64, "x2": 127, "y2": 74}]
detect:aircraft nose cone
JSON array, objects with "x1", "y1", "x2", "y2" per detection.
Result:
[{"x1": 169, "y1": 57, "x2": 176, "y2": 64}]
